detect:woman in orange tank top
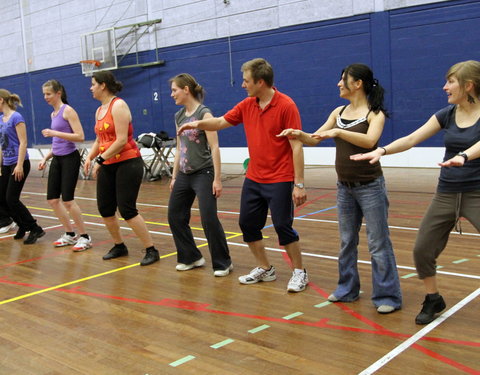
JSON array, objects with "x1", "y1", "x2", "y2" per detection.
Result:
[{"x1": 84, "y1": 71, "x2": 159, "y2": 266}]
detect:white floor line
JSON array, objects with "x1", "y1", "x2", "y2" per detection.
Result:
[
  {"x1": 17, "y1": 213, "x2": 480, "y2": 281},
  {"x1": 357, "y1": 287, "x2": 480, "y2": 375}
]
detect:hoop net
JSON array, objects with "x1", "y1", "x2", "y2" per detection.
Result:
[{"x1": 80, "y1": 60, "x2": 101, "y2": 77}]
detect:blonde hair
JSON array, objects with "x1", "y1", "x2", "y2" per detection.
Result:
[
  {"x1": 0, "y1": 89, "x2": 22, "y2": 110},
  {"x1": 446, "y1": 60, "x2": 480, "y2": 97}
]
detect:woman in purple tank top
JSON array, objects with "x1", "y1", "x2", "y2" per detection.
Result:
[{"x1": 38, "y1": 80, "x2": 92, "y2": 252}]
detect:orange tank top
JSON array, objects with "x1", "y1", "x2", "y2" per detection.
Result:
[{"x1": 94, "y1": 97, "x2": 140, "y2": 165}]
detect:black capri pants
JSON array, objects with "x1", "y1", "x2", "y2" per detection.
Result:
[
  {"x1": 47, "y1": 150, "x2": 81, "y2": 201},
  {"x1": 96, "y1": 157, "x2": 144, "y2": 220}
]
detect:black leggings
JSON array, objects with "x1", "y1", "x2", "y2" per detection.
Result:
[
  {"x1": 96, "y1": 157, "x2": 144, "y2": 220},
  {"x1": 0, "y1": 160, "x2": 38, "y2": 230},
  {"x1": 47, "y1": 150, "x2": 80, "y2": 201}
]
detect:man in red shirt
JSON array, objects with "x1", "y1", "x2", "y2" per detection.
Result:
[{"x1": 178, "y1": 58, "x2": 308, "y2": 292}]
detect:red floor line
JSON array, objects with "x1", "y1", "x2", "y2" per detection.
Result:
[
  {"x1": 412, "y1": 343, "x2": 480, "y2": 375},
  {"x1": 294, "y1": 191, "x2": 337, "y2": 214},
  {"x1": 308, "y1": 281, "x2": 479, "y2": 373},
  {"x1": 1, "y1": 277, "x2": 478, "y2": 348}
]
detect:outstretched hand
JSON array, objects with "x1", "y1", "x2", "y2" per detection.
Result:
[
  {"x1": 311, "y1": 129, "x2": 339, "y2": 141},
  {"x1": 350, "y1": 148, "x2": 384, "y2": 164},
  {"x1": 438, "y1": 155, "x2": 465, "y2": 167},
  {"x1": 177, "y1": 120, "x2": 199, "y2": 135},
  {"x1": 277, "y1": 128, "x2": 303, "y2": 139}
]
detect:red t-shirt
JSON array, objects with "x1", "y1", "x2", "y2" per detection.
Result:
[{"x1": 223, "y1": 89, "x2": 302, "y2": 183}]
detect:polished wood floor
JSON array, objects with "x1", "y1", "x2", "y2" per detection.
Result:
[{"x1": 0, "y1": 165, "x2": 478, "y2": 375}]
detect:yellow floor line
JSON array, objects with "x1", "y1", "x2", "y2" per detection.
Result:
[{"x1": 0, "y1": 251, "x2": 177, "y2": 306}]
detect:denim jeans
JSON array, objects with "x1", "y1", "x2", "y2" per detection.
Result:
[
  {"x1": 334, "y1": 176, "x2": 402, "y2": 308},
  {"x1": 168, "y1": 168, "x2": 231, "y2": 271}
]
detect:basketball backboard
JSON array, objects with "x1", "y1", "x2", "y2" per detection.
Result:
[{"x1": 81, "y1": 27, "x2": 118, "y2": 75}]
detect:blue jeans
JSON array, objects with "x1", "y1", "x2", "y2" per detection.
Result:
[{"x1": 334, "y1": 176, "x2": 402, "y2": 309}]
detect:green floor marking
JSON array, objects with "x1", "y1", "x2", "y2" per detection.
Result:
[
  {"x1": 314, "y1": 301, "x2": 332, "y2": 308},
  {"x1": 453, "y1": 258, "x2": 469, "y2": 264},
  {"x1": 169, "y1": 355, "x2": 196, "y2": 367},
  {"x1": 210, "y1": 338, "x2": 235, "y2": 349},
  {"x1": 248, "y1": 324, "x2": 270, "y2": 333},
  {"x1": 283, "y1": 312, "x2": 303, "y2": 320},
  {"x1": 402, "y1": 273, "x2": 417, "y2": 279}
]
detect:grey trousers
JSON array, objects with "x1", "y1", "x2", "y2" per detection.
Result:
[{"x1": 413, "y1": 190, "x2": 480, "y2": 278}]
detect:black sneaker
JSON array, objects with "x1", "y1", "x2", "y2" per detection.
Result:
[
  {"x1": 24, "y1": 227, "x2": 46, "y2": 244},
  {"x1": 415, "y1": 294, "x2": 446, "y2": 325},
  {"x1": 102, "y1": 244, "x2": 128, "y2": 260},
  {"x1": 140, "y1": 247, "x2": 160, "y2": 266},
  {"x1": 14, "y1": 227, "x2": 26, "y2": 240}
]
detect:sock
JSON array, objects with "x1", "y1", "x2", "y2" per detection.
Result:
[
  {"x1": 115, "y1": 242, "x2": 126, "y2": 248},
  {"x1": 66, "y1": 232, "x2": 76, "y2": 237},
  {"x1": 146, "y1": 246, "x2": 156, "y2": 252},
  {"x1": 294, "y1": 268, "x2": 305, "y2": 274},
  {"x1": 80, "y1": 234, "x2": 89, "y2": 239}
]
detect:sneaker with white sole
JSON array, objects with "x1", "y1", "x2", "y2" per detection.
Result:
[
  {"x1": 238, "y1": 266, "x2": 276, "y2": 284},
  {"x1": 72, "y1": 236, "x2": 92, "y2": 252},
  {"x1": 214, "y1": 264, "x2": 233, "y2": 277},
  {"x1": 53, "y1": 233, "x2": 78, "y2": 247},
  {"x1": 176, "y1": 257, "x2": 206, "y2": 271},
  {"x1": 0, "y1": 222, "x2": 16, "y2": 234},
  {"x1": 287, "y1": 269, "x2": 309, "y2": 292}
]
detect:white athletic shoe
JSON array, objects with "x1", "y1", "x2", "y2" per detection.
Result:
[
  {"x1": 53, "y1": 233, "x2": 78, "y2": 247},
  {"x1": 176, "y1": 257, "x2": 206, "y2": 271},
  {"x1": 287, "y1": 269, "x2": 309, "y2": 292},
  {"x1": 0, "y1": 222, "x2": 16, "y2": 234},
  {"x1": 214, "y1": 264, "x2": 233, "y2": 277},
  {"x1": 72, "y1": 236, "x2": 92, "y2": 252},
  {"x1": 238, "y1": 266, "x2": 276, "y2": 284}
]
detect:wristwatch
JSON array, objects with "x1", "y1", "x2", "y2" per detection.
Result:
[
  {"x1": 96, "y1": 155, "x2": 106, "y2": 165},
  {"x1": 294, "y1": 183, "x2": 305, "y2": 189},
  {"x1": 457, "y1": 151, "x2": 469, "y2": 162}
]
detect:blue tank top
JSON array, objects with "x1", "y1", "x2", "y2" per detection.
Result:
[
  {"x1": 51, "y1": 104, "x2": 77, "y2": 156},
  {"x1": 0, "y1": 111, "x2": 29, "y2": 166}
]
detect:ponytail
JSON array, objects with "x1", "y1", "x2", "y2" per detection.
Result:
[{"x1": 0, "y1": 89, "x2": 22, "y2": 110}]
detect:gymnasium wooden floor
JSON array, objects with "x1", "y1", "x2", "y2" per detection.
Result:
[{"x1": 0, "y1": 165, "x2": 478, "y2": 375}]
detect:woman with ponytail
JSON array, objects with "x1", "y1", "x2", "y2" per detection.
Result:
[
  {"x1": 0, "y1": 89, "x2": 45, "y2": 244},
  {"x1": 38, "y1": 80, "x2": 92, "y2": 251},
  {"x1": 168, "y1": 73, "x2": 232, "y2": 276},
  {"x1": 278, "y1": 63, "x2": 402, "y2": 313}
]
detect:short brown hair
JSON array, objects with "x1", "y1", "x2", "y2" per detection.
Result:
[
  {"x1": 241, "y1": 58, "x2": 274, "y2": 87},
  {"x1": 446, "y1": 60, "x2": 480, "y2": 97}
]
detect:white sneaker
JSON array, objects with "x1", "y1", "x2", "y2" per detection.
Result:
[
  {"x1": 176, "y1": 257, "x2": 206, "y2": 271},
  {"x1": 238, "y1": 266, "x2": 276, "y2": 284},
  {"x1": 0, "y1": 222, "x2": 16, "y2": 234},
  {"x1": 53, "y1": 233, "x2": 78, "y2": 247},
  {"x1": 214, "y1": 264, "x2": 233, "y2": 277},
  {"x1": 287, "y1": 269, "x2": 309, "y2": 292},
  {"x1": 72, "y1": 236, "x2": 92, "y2": 252}
]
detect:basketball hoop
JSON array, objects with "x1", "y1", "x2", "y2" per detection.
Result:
[{"x1": 80, "y1": 60, "x2": 101, "y2": 77}]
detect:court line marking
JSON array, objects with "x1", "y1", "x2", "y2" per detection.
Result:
[
  {"x1": 0, "y1": 252, "x2": 177, "y2": 306},
  {"x1": 210, "y1": 338, "x2": 235, "y2": 349},
  {"x1": 357, "y1": 287, "x2": 480, "y2": 375},
  {"x1": 169, "y1": 355, "x2": 195, "y2": 367},
  {"x1": 248, "y1": 325, "x2": 270, "y2": 333},
  {"x1": 23, "y1": 190, "x2": 480, "y2": 237},
  {"x1": 4, "y1": 215, "x2": 478, "y2": 281}
]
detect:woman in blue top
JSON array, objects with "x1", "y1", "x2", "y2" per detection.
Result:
[
  {"x1": 0, "y1": 89, "x2": 45, "y2": 244},
  {"x1": 352, "y1": 60, "x2": 480, "y2": 324},
  {"x1": 38, "y1": 80, "x2": 92, "y2": 251},
  {"x1": 168, "y1": 73, "x2": 232, "y2": 276}
]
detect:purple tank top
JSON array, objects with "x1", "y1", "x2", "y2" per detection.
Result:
[{"x1": 51, "y1": 104, "x2": 77, "y2": 156}]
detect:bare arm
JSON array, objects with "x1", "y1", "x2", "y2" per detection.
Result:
[
  {"x1": 41, "y1": 106, "x2": 85, "y2": 142},
  {"x1": 200, "y1": 113, "x2": 222, "y2": 198},
  {"x1": 290, "y1": 138, "x2": 307, "y2": 207},
  {"x1": 14, "y1": 122, "x2": 28, "y2": 181},
  {"x1": 351, "y1": 114, "x2": 442, "y2": 164},
  {"x1": 277, "y1": 106, "x2": 339, "y2": 146},
  {"x1": 439, "y1": 140, "x2": 480, "y2": 167},
  {"x1": 177, "y1": 116, "x2": 232, "y2": 134},
  {"x1": 314, "y1": 111, "x2": 385, "y2": 149}
]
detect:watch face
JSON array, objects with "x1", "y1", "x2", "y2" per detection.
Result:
[{"x1": 295, "y1": 183, "x2": 304, "y2": 189}]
